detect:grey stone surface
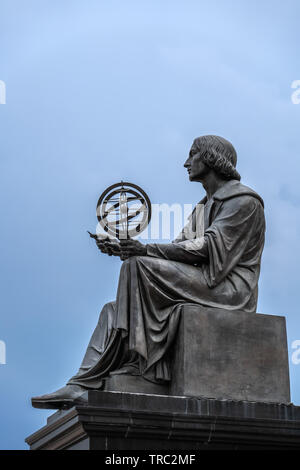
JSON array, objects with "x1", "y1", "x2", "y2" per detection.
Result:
[
  {"x1": 26, "y1": 391, "x2": 300, "y2": 450},
  {"x1": 170, "y1": 305, "x2": 290, "y2": 403},
  {"x1": 103, "y1": 374, "x2": 168, "y2": 395}
]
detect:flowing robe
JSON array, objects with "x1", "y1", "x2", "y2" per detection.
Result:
[{"x1": 68, "y1": 180, "x2": 265, "y2": 387}]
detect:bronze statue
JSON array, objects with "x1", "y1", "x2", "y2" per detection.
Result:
[{"x1": 32, "y1": 135, "x2": 265, "y2": 409}]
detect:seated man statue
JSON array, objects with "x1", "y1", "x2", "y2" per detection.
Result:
[{"x1": 32, "y1": 135, "x2": 265, "y2": 408}]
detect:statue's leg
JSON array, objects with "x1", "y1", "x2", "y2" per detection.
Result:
[
  {"x1": 112, "y1": 256, "x2": 183, "y2": 383},
  {"x1": 31, "y1": 302, "x2": 125, "y2": 408},
  {"x1": 112, "y1": 255, "x2": 225, "y2": 384},
  {"x1": 67, "y1": 301, "x2": 125, "y2": 388},
  {"x1": 32, "y1": 255, "x2": 220, "y2": 408},
  {"x1": 71, "y1": 301, "x2": 117, "y2": 375}
]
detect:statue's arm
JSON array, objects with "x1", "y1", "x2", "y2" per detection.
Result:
[
  {"x1": 146, "y1": 238, "x2": 209, "y2": 265},
  {"x1": 146, "y1": 196, "x2": 265, "y2": 270},
  {"x1": 146, "y1": 205, "x2": 207, "y2": 264},
  {"x1": 118, "y1": 197, "x2": 264, "y2": 272},
  {"x1": 114, "y1": 237, "x2": 208, "y2": 264}
]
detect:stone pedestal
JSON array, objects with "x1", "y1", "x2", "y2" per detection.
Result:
[
  {"x1": 26, "y1": 391, "x2": 300, "y2": 450},
  {"x1": 170, "y1": 306, "x2": 290, "y2": 403},
  {"x1": 26, "y1": 308, "x2": 293, "y2": 449}
]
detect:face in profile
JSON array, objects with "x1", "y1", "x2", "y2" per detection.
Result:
[{"x1": 184, "y1": 143, "x2": 210, "y2": 182}]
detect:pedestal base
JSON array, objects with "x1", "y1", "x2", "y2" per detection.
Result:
[
  {"x1": 171, "y1": 306, "x2": 290, "y2": 403},
  {"x1": 26, "y1": 391, "x2": 300, "y2": 450}
]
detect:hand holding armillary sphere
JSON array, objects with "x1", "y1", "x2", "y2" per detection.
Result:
[{"x1": 88, "y1": 182, "x2": 152, "y2": 260}]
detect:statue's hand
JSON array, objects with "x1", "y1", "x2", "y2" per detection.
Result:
[
  {"x1": 88, "y1": 232, "x2": 123, "y2": 258},
  {"x1": 96, "y1": 239, "x2": 122, "y2": 257},
  {"x1": 119, "y1": 239, "x2": 147, "y2": 259}
]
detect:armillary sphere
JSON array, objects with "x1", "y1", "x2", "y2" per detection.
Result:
[{"x1": 96, "y1": 181, "x2": 151, "y2": 239}]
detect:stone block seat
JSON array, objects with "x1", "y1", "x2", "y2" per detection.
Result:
[{"x1": 104, "y1": 305, "x2": 290, "y2": 404}]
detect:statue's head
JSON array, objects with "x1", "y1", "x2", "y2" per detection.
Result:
[{"x1": 184, "y1": 135, "x2": 241, "y2": 182}]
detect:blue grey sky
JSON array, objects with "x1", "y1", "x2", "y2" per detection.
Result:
[{"x1": 1, "y1": 0, "x2": 300, "y2": 449}]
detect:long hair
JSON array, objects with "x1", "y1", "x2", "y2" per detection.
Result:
[{"x1": 192, "y1": 135, "x2": 241, "y2": 181}]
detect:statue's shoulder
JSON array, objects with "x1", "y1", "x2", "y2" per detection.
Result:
[{"x1": 213, "y1": 180, "x2": 264, "y2": 208}]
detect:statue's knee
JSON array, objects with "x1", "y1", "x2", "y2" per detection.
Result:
[{"x1": 98, "y1": 301, "x2": 115, "y2": 322}]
